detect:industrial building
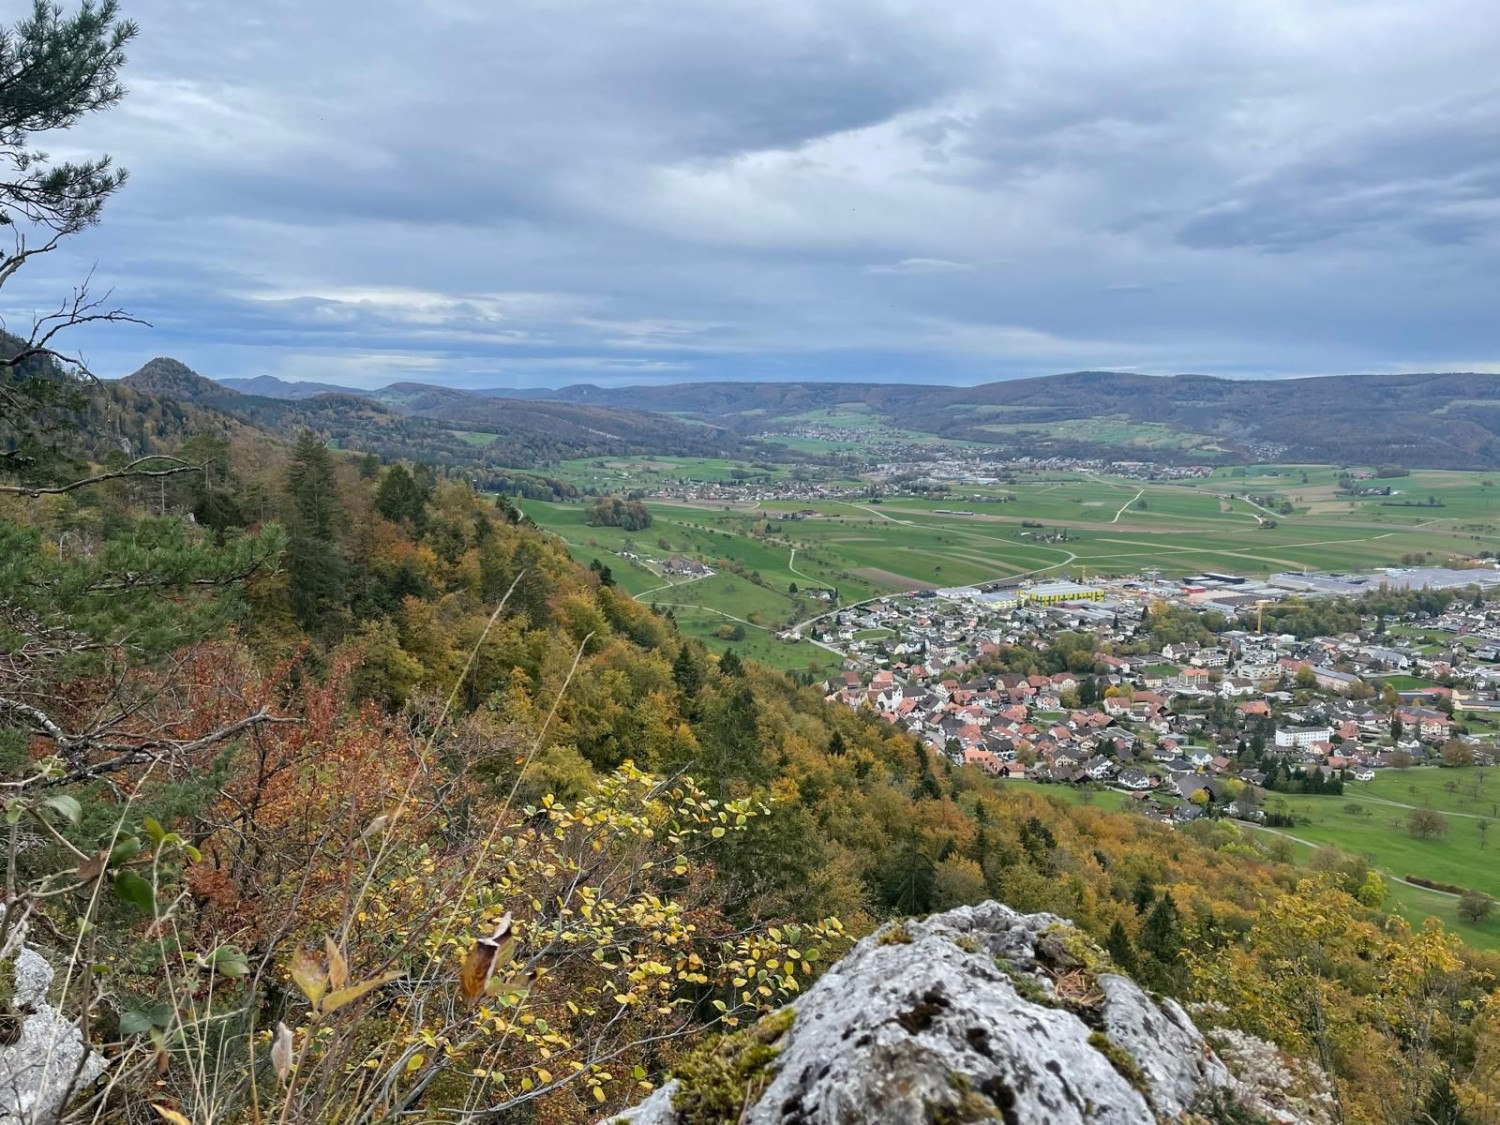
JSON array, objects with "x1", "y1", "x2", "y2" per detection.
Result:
[{"x1": 1019, "y1": 581, "x2": 1105, "y2": 605}]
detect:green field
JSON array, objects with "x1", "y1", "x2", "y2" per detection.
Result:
[
  {"x1": 1255, "y1": 767, "x2": 1500, "y2": 948},
  {"x1": 524, "y1": 463, "x2": 1498, "y2": 667}
]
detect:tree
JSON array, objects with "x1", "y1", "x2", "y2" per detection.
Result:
[
  {"x1": 285, "y1": 430, "x2": 348, "y2": 627},
  {"x1": 1407, "y1": 807, "x2": 1450, "y2": 839},
  {"x1": 586, "y1": 496, "x2": 652, "y2": 531},
  {"x1": 1105, "y1": 920, "x2": 1137, "y2": 972},
  {"x1": 1458, "y1": 890, "x2": 1494, "y2": 925},
  {"x1": 0, "y1": 0, "x2": 141, "y2": 485},
  {"x1": 1140, "y1": 894, "x2": 1183, "y2": 966},
  {"x1": 1440, "y1": 738, "x2": 1476, "y2": 768},
  {"x1": 374, "y1": 462, "x2": 428, "y2": 531}
]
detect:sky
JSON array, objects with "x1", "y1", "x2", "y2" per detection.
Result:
[{"x1": 9, "y1": 0, "x2": 1500, "y2": 390}]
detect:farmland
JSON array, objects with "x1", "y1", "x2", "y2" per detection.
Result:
[{"x1": 523, "y1": 460, "x2": 1498, "y2": 665}]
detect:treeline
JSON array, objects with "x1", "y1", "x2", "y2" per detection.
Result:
[{"x1": 1245, "y1": 583, "x2": 1484, "y2": 639}]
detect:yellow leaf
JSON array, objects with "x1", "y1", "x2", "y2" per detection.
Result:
[
  {"x1": 151, "y1": 1108, "x2": 192, "y2": 1125},
  {"x1": 319, "y1": 970, "x2": 405, "y2": 1015},
  {"x1": 593, "y1": 1085, "x2": 607, "y2": 1103},
  {"x1": 290, "y1": 948, "x2": 327, "y2": 1008},
  {"x1": 537, "y1": 1067, "x2": 553, "y2": 1084}
]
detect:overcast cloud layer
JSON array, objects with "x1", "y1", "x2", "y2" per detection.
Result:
[{"x1": 11, "y1": 0, "x2": 1500, "y2": 388}]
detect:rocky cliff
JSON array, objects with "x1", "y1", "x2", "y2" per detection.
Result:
[{"x1": 609, "y1": 902, "x2": 1331, "y2": 1125}]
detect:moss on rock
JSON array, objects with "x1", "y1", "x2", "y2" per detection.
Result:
[{"x1": 672, "y1": 1007, "x2": 795, "y2": 1124}]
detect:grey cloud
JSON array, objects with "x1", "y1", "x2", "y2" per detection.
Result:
[
  {"x1": 1176, "y1": 89, "x2": 1500, "y2": 251},
  {"x1": 11, "y1": 0, "x2": 1500, "y2": 388}
]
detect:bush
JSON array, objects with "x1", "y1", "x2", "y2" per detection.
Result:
[{"x1": 1406, "y1": 875, "x2": 1466, "y2": 895}]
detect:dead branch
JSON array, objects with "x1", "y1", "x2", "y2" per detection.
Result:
[{"x1": 0, "y1": 456, "x2": 203, "y2": 497}]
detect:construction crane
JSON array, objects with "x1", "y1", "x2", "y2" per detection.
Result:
[{"x1": 1253, "y1": 598, "x2": 1272, "y2": 635}]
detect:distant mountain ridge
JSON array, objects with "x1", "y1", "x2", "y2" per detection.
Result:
[
  {"x1": 525, "y1": 369, "x2": 1500, "y2": 469},
  {"x1": 196, "y1": 368, "x2": 1500, "y2": 468},
  {"x1": 218, "y1": 374, "x2": 368, "y2": 400}
]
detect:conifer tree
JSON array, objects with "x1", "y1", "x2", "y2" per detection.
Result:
[
  {"x1": 285, "y1": 430, "x2": 348, "y2": 627},
  {"x1": 0, "y1": 0, "x2": 141, "y2": 482}
]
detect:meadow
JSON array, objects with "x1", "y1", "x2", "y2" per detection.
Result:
[{"x1": 1255, "y1": 767, "x2": 1500, "y2": 948}]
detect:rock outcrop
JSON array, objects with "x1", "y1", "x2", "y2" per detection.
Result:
[
  {"x1": 0, "y1": 928, "x2": 106, "y2": 1124},
  {"x1": 610, "y1": 902, "x2": 1326, "y2": 1124}
]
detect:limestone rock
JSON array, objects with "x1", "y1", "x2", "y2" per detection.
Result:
[
  {"x1": 0, "y1": 938, "x2": 106, "y2": 1124},
  {"x1": 609, "y1": 901, "x2": 1295, "y2": 1124}
]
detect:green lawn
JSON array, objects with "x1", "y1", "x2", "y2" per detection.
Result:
[{"x1": 1254, "y1": 769, "x2": 1500, "y2": 948}]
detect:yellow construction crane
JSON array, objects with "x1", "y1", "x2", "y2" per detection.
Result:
[{"x1": 1254, "y1": 598, "x2": 1272, "y2": 634}]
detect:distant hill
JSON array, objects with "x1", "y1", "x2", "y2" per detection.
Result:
[
  {"x1": 218, "y1": 375, "x2": 370, "y2": 400},
  {"x1": 115, "y1": 360, "x2": 760, "y2": 469},
  {"x1": 117, "y1": 365, "x2": 1500, "y2": 469},
  {"x1": 515, "y1": 370, "x2": 1500, "y2": 469}
]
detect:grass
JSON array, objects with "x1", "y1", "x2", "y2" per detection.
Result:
[
  {"x1": 1254, "y1": 767, "x2": 1500, "y2": 948},
  {"x1": 1247, "y1": 823, "x2": 1500, "y2": 949}
]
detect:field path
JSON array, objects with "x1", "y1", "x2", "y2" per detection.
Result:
[
  {"x1": 846, "y1": 502, "x2": 911, "y2": 524},
  {"x1": 788, "y1": 548, "x2": 817, "y2": 586},
  {"x1": 1111, "y1": 489, "x2": 1145, "y2": 524},
  {"x1": 1345, "y1": 791, "x2": 1497, "y2": 822},
  {"x1": 638, "y1": 571, "x2": 712, "y2": 597}
]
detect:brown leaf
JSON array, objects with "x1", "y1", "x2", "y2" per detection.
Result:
[
  {"x1": 324, "y1": 937, "x2": 349, "y2": 992},
  {"x1": 459, "y1": 913, "x2": 515, "y2": 1005},
  {"x1": 76, "y1": 850, "x2": 107, "y2": 883}
]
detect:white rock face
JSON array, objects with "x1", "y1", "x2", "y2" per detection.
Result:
[
  {"x1": 0, "y1": 942, "x2": 106, "y2": 1124},
  {"x1": 611, "y1": 902, "x2": 1263, "y2": 1125}
]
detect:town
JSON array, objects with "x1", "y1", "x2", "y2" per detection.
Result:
[{"x1": 815, "y1": 565, "x2": 1500, "y2": 826}]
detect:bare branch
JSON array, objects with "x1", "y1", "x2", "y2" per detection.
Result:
[
  {"x1": 0, "y1": 698, "x2": 299, "y2": 790},
  {"x1": 0, "y1": 456, "x2": 202, "y2": 496}
]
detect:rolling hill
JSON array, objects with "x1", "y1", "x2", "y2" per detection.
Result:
[
  {"x1": 114, "y1": 359, "x2": 759, "y2": 468},
  {"x1": 523, "y1": 370, "x2": 1500, "y2": 468},
  {"x1": 198, "y1": 367, "x2": 1500, "y2": 469}
]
